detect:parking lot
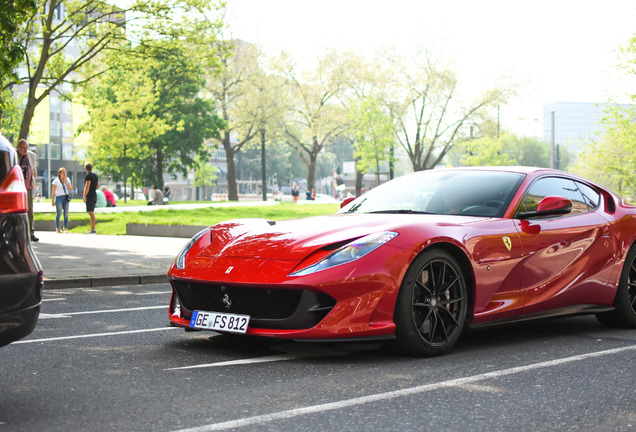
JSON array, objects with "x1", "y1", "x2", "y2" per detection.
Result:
[{"x1": 1, "y1": 282, "x2": 635, "y2": 431}]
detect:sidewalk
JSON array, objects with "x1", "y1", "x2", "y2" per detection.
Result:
[
  {"x1": 32, "y1": 231, "x2": 188, "y2": 290},
  {"x1": 31, "y1": 197, "x2": 340, "y2": 290},
  {"x1": 32, "y1": 201, "x2": 273, "y2": 289}
]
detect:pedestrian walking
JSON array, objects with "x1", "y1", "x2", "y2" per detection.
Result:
[
  {"x1": 16, "y1": 139, "x2": 38, "y2": 241},
  {"x1": 51, "y1": 167, "x2": 72, "y2": 233},
  {"x1": 82, "y1": 161, "x2": 99, "y2": 234}
]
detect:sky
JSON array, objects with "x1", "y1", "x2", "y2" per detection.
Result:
[{"x1": 223, "y1": 0, "x2": 636, "y2": 137}]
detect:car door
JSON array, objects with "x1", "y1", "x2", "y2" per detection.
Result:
[{"x1": 514, "y1": 176, "x2": 615, "y2": 314}]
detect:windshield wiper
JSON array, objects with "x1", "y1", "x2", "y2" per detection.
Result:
[{"x1": 368, "y1": 209, "x2": 433, "y2": 215}]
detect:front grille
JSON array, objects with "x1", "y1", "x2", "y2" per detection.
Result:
[{"x1": 171, "y1": 279, "x2": 336, "y2": 329}]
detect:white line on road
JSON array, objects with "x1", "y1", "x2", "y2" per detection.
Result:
[
  {"x1": 14, "y1": 327, "x2": 179, "y2": 344},
  {"x1": 39, "y1": 305, "x2": 166, "y2": 319},
  {"x1": 165, "y1": 354, "x2": 298, "y2": 370},
  {"x1": 172, "y1": 344, "x2": 636, "y2": 432},
  {"x1": 135, "y1": 291, "x2": 172, "y2": 296}
]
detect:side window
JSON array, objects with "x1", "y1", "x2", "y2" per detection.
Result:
[
  {"x1": 576, "y1": 181, "x2": 600, "y2": 210},
  {"x1": 518, "y1": 177, "x2": 590, "y2": 218}
]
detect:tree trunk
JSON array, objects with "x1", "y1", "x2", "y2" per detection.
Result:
[
  {"x1": 306, "y1": 155, "x2": 316, "y2": 193},
  {"x1": 156, "y1": 147, "x2": 164, "y2": 190},
  {"x1": 19, "y1": 93, "x2": 38, "y2": 140},
  {"x1": 354, "y1": 155, "x2": 363, "y2": 197},
  {"x1": 355, "y1": 169, "x2": 364, "y2": 197},
  {"x1": 223, "y1": 132, "x2": 239, "y2": 201},
  {"x1": 306, "y1": 136, "x2": 321, "y2": 191},
  {"x1": 19, "y1": 6, "x2": 53, "y2": 141}
]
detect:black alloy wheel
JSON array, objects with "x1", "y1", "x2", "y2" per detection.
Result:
[
  {"x1": 597, "y1": 244, "x2": 636, "y2": 328},
  {"x1": 393, "y1": 249, "x2": 468, "y2": 356}
]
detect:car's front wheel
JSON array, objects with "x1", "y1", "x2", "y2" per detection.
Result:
[
  {"x1": 393, "y1": 249, "x2": 468, "y2": 356},
  {"x1": 597, "y1": 244, "x2": 636, "y2": 328}
]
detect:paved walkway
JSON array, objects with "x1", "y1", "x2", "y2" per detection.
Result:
[
  {"x1": 33, "y1": 200, "x2": 280, "y2": 214},
  {"x1": 32, "y1": 231, "x2": 188, "y2": 289},
  {"x1": 31, "y1": 196, "x2": 340, "y2": 289},
  {"x1": 32, "y1": 201, "x2": 276, "y2": 289}
]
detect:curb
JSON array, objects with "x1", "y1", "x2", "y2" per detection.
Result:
[
  {"x1": 43, "y1": 274, "x2": 168, "y2": 290},
  {"x1": 125, "y1": 223, "x2": 207, "y2": 238}
]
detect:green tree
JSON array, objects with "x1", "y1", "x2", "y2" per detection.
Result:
[
  {"x1": 142, "y1": 43, "x2": 224, "y2": 189},
  {"x1": 570, "y1": 34, "x2": 636, "y2": 198},
  {"x1": 455, "y1": 133, "x2": 551, "y2": 168},
  {"x1": 281, "y1": 51, "x2": 350, "y2": 191},
  {"x1": 240, "y1": 139, "x2": 293, "y2": 194},
  {"x1": 335, "y1": 51, "x2": 393, "y2": 194},
  {"x1": 78, "y1": 41, "x2": 223, "y2": 190},
  {"x1": 572, "y1": 105, "x2": 636, "y2": 198},
  {"x1": 207, "y1": 40, "x2": 261, "y2": 201},
  {"x1": 0, "y1": 89, "x2": 24, "y2": 139},
  {"x1": 386, "y1": 49, "x2": 512, "y2": 171},
  {"x1": 77, "y1": 54, "x2": 165, "y2": 190},
  {"x1": 0, "y1": 0, "x2": 35, "y2": 80},
  {"x1": 0, "y1": 0, "x2": 35, "y2": 126},
  {"x1": 349, "y1": 96, "x2": 394, "y2": 193},
  {"x1": 7, "y1": 0, "x2": 224, "y2": 141},
  {"x1": 460, "y1": 135, "x2": 515, "y2": 166},
  {"x1": 239, "y1": 55, "x2": 287, "y2": 200},
  {"x1": 194, "y1": 153, "x2": 219, "y2": 200}
]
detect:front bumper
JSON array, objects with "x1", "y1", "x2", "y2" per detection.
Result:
[
  {"x1": 168, "y1": 275, "x2": 399, "y2": 340},
  {"x1": 170, "y1": 278, "x2": 337, "y2": 330}
]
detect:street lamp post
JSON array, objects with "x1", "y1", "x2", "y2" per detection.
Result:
[
  {"x1": 260, "y1": 128, "x2": 266, "y2": 201},
  {"x1": 551, "y1": 110, "x2": 556, "y2": 169},
  {"x1": 123, "y1": 143, "x2": 127, "y2": 203}
]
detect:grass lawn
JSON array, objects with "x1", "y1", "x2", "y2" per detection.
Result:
[{"x1": 34, "y1": 202, "x2": 341, "y2": 235}]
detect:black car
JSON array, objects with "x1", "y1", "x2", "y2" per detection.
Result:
[{"x1": 0, "y1": 134, "x2": 42, "y2": 346}]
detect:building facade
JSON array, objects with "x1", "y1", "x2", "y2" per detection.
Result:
[{"x1": 543, "y1": 101, "x2": 634, "y2": 157}]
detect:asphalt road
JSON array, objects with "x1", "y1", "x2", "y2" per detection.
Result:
[{"x1": 1, "y1": 283, "x2": 635, "y2": 432}]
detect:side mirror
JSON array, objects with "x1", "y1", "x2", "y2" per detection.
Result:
[
  {"x1": 517, "y1": 195, "x2": 572, "y2": 219},
  {"x1": 536, "y1": 196, "x2": 572, "y2": 215},
  {"x1": 340, "y1": 196, "x2": 355, "y2": 209}
]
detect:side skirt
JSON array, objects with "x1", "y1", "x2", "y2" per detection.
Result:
[{"x1": 468, "y1": 304, "x2": 615, "y2": 329}]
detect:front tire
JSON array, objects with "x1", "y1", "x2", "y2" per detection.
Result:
[
  {"x1": 597, "y1": 245, "x2": 636, "y2": 328},
  {"x1": 393, "y1": 249, "x2": 468, "y2": 356}
]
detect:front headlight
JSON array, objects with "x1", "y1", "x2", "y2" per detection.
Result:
[
  {"x1": 175, "y1": 228, "x2": 211, "y2": 270},
  {"x1": 290, "y1": 231, "x2": 398, "y2": 276}
]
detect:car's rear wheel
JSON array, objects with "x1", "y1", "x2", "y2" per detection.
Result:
[
  {"x1": 393, "y1": 249, "x2": 468, "y2": 356},
  {"x1": 596, "y1": 245, "x2": 636, "y2": 328}
]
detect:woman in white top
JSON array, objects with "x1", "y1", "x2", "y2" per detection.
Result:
[{"x1": 51, "y1": 167, "x2": 72, "y2": 233}]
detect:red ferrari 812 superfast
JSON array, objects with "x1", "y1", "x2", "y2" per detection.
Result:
[{"x1": 167, "y1": 167, "x2": 636, "y2": 356}]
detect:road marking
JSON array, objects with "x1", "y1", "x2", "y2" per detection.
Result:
[
  {"x1": 165, "y1": 354, "x2": 298, "y2": 370},
  {"x1": 135, "y1": 291, "x2": 172, "y2": 296},
  {"x1": 39, "y1": 305, "x2": 166, "y2": 319},
  {"x1": 165, "y1": 343, "x2": 356, "y2": 371},
  {"x1": 14, "y1": 327, "x2": 179, "y2": 344},
  {"x1": 42, "y1": 298, "x2": 66, "y2": 302},
  {"x1": 172, "y1": 344, "x2": 636, "y2": 432}
]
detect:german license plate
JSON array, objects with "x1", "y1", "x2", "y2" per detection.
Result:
[{"x1": 190, "y1": 310, "x2": 250, "y2": 334}]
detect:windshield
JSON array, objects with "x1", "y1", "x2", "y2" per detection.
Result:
[{"x1": 338, "y1": 169, "x2": 525, "y2": 218}]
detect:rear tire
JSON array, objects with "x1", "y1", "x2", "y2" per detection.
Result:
[
  {"x1": 393, "y1": 249, "x2": 468, "y2": 356},
  {"x1": 596, "y1": 245, "x2": 636, "y2": 328}
]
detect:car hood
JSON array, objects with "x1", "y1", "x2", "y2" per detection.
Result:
[{"x1": 202, "y1": 213, "x2": 478, "y2": 260}]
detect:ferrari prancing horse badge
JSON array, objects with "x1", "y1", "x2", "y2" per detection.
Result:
[{"x1": 502, "y1": 236, "x2": 512, "y2": 251}]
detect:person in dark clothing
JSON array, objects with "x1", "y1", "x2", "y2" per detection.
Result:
[{"x1": 82, "y1": 162, "x2": 99, "y2": 234}]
